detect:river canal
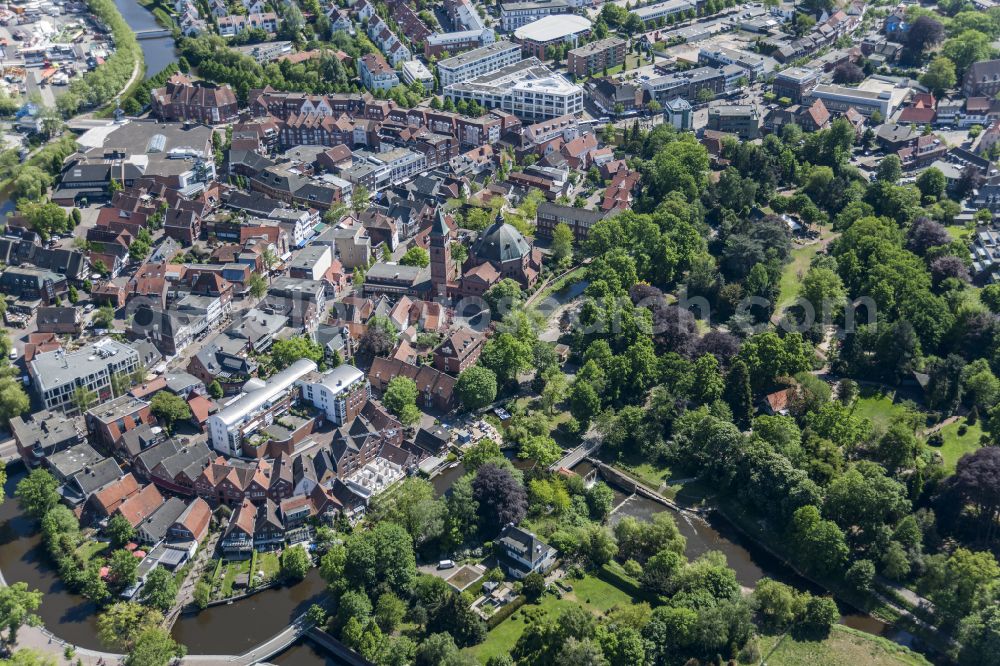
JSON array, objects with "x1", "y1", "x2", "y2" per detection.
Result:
[
  {"x1": 0, "y1": 467, "x2": 330, "y2": 656},
  {"x1": 113, "y1": 0, "x2": 179, "y2": 80},
  {"x1": 433, "y1": 457, "x2": 910, "y2": 646},
  {"x1": 574, "y1": 460, "x2": 912, "y2": 645},
  {"x1": 0, "y1": 450, "x2": 911, "y2": 664}
]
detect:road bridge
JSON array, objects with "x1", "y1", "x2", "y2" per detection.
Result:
[{"x1": 135, "y1": 28, "x2": 172, "y2": 39}]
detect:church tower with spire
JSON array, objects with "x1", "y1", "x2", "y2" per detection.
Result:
[{"x1": 430, "y1": 207, "x2": 454, "y2": 299}]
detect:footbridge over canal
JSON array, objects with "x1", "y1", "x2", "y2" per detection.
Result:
[
  {"x1": 135, "y1": 28, "x2": 172, "y2": 39},
  {"x1": 179, "y1": 616, "x2": 372, "y2": 665}
]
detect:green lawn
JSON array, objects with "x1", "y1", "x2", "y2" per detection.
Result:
[
  {"x1": 76, "y1": 541, "x2": 109, "y2": 563},
  {"x1": 603, "y1": 54, "x2": 646, "y2": 77},
  {"x1": 220, "y1": 560, "x2": 250, "y2": 597},
  {"x1": 944, "y1": 224, "x2": 970, "y2": 241},
  {"x1": 777, "y1": 243, "x2": 822, "y2": 311},
  {"x1": 758, "y1": 625, "x2": 931, "y2": 666},
  {"x1": 464, "y1": 574, "x2": 637, "y2": 663},
  {"x1": 257, "y1": 552, "x2": 281, "y2": 581},
  {"x1": 930, "y1": 419, "x2": 983, "y2": 472},
  {"x1": 850, "y1": 390, "x2": 911, "y2": 431}
]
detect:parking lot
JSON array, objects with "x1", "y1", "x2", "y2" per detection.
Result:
[{"x1": 0, "y1": 1, "x2": 115, "y2": 108}]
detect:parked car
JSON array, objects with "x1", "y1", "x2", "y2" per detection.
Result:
[{"x1": 437, "y1": 560, "x2": 455, "y2": 570}]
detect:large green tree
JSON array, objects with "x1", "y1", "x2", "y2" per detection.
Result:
[
  {"x1": 280, "y1": 546, "x2": 311, "y2": 581},
  {"x1": 149, "y1": 391, "x2": 192, "y2": 432},
  {"x1": 97, "y1": 602, "x2": 164, "y2": 651},
  {"x1": 0, "y1": 583, "x2": 42, "y2": 643},
  {"x1": 382, "y1": 376, "x2": 421, "y2": 426},
  {"x1": 15, "y1": 470, "x2": 59, "y2": 521},
  {"x1": 479, "y1": 333, "x2": 533, "y2": 386},
  {"x1": 270, "y1": 337, "x2": 324, "y2": 369},
  {"x1": 140, "y1": 567, "x2": 177, "y2": 612},
  {"x1": 455, "y1": 366, "x2": 498, "y2": 411},
  {"x1": 125, "y1": 627, "x2": 185, "y2": 666}
]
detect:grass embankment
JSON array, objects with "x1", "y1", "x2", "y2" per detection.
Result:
[
  {"x1": 464, "y1": 572, "x2": 638, "y2": 664},
  {"x1": 595, "y1": 449, "x2": 707, "y2": 502},
  {"x1": 531, "y1": 265, "x2": 585, "y2": 308},
  {"x1": 777, "y1": 243, "x2": 822, "y2": 311},
  {"x1": 759, "y1": 625, "x2": 932, "y2": 666},
  {"x1": 931, "y1": 419, "x2": 983, "y2": 472},
  {"x1": 850, "y1": 390, "x2": 911, "y2": 431},
  {"x1": 69, "y1": 0, "x2": 145, "y2": 116},
  {"x1": 850, "y1": 388, "x2": 985, "y2": 472},
  {"x1": 137, "y1": 0, "x2": 177, "y2": 29}
]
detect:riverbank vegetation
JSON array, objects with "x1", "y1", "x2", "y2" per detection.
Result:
[
  {"x1": 0, "y1": 330, "x2": 30, "y2": 428},
  {"x1": 758, "y1": 625, "x2": 931, "y2": 666},
  {"x1": 57, "y1": 0, "x2": 144, "y2": 116},
  {"x1": 119, "y1": 62, "x2": 180, "y2": 116},
  {"x1": 13, "y1": 468, "x2": 185, "y2": 666}
]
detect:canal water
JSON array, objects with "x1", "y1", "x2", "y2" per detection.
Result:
[
  {"x1": 431, "y1": 451, "x2": 536, "y2": 498},
  {"x1": 0, "y1": 467, "x2": 329, "y2": 655},
  {"x1": 0, "y1": 451, "x2": 911, "y2": 663},
  {"x1": 273, "y1": 638, "x2": 342, "y2": 665},
  {"x1": 575, "y1": 461, "x2": 912, "y2": 646},
  {"x1": 113, "y1": 0, "x2": 179, "y2": 80}
]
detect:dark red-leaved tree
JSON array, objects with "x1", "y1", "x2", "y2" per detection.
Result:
[
  {"x1": 906, "y1": 16, "x2": 945, "y2": 55},
  {"x1": 472, "y1": 462, "x2": 527, "y2": 535},
  {"x1": 906, "y1": 217, "x2": 951, "y2": 256},
  {"x1": 939, "y1": 447, "x2": 1000, "y2": 544}
]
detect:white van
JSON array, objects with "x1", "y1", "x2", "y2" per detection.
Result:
[{"x1": 437, "y1": 559, "x2": 455, "y2": 570}]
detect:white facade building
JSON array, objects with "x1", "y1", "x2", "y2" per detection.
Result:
[
  {"x1": 632, "y1": 0, "x2": 695, "y2": 24},
  {"x1": 299, "y1": 364, "x2": 370, "y2": 425},
  {"x1": 500, "y1": 0, "x2": 573, "y2": 30},
  {"x1": 288, "y1": 244, "x2": 333, "y2": 281},
  {"x1": 401, "y1": 60, "x2": 435, "y2": 88},
  {"x1": 30, "y1": 340, "x2": 141, "y2": 412},
  {"x1": 437, "y1": 40, "x2": 523, "y2": 87},
  {"x1": 444, "y1": 58, "x2": 584, "y2": 121},
  {"x1": 207, "y1": 358, "x2": 318, "y2": 455}
]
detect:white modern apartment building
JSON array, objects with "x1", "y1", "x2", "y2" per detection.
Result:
[
  {"x1": 698, "y1": 46, "x2": 766, "y2": 80},
  {"x1": 288, "y1": 244, "x2": 333, "y2": 282},
  {"x1": 357, "y1": 147, "x2": 428, "y2": 185},
  {"x1": 444, "y1": 58, "x2": 583, "y2": 121},
  {"x1": 30, "y1": 340, "x2": 141, "y2": 412},
  {"x1": 207, "y1": 358, "x2": 317, "y2": 455},
  {"x1": 426, "y1": 28, "x2": 495, "y2": 55},
  {"x1": 806, "y1": 82, "x2": 902, "y2": 118},
  {"x1": 401, "y1": 60, "x2": 435, "y2": 88},
  {"x1": 632, "y1": 0, "x2": 695, "y2": 24},
  {"x1": 437, "y1": 40, "x2": 522, "y2": 88},
  {"x1": 500, "y1": 0, "x2": 573, "y2": 30},
  {"x1": 300, "y1": 364, "x2": 370, "y2": 425}
]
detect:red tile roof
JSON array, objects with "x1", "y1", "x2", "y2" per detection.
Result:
[{"x1": 116, "y1": 484, "x2": 165, "y2": 527}]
